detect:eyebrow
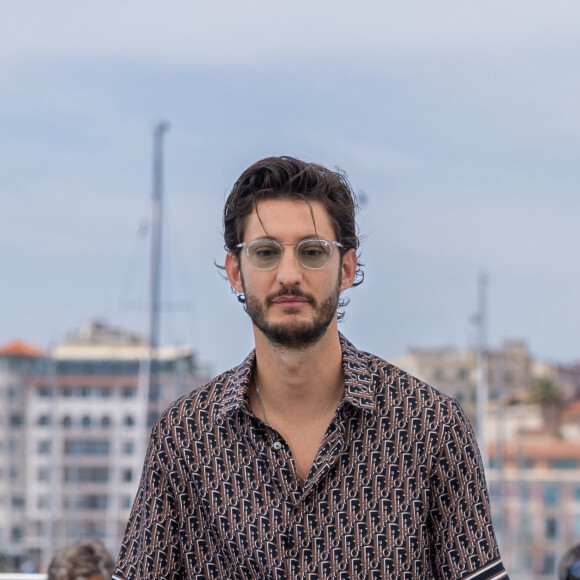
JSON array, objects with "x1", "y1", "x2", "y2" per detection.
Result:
[{"x1": 245, "y1": 235, "x2": 331, "y2": 244}]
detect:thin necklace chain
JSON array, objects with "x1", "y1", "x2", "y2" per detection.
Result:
[{"x1": 255, "y1": 379, "x2": 271, "y2": 426}]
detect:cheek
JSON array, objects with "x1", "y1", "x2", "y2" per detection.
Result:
[{"x1": 239, "y1": 267, "x2": 274, "y2": 295}]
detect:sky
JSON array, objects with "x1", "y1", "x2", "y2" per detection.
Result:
[{"x1": 1, "y1": 1, "x2": 579, "y2": 376}]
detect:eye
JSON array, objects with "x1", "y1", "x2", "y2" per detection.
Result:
[
  {"x1": 253, "y1": 244, "x2": 281, "y2": 258},
  {"x1": 298, "y1": 241, "x2": 330, "y2": 257}
]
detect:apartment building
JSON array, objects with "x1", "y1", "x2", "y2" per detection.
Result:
[
  {"x1": 0, "y1": 321, "x2": 209, "y2": 572},
  {"x1": 0, "y1": 341, "x2": 45, "y2": 572},
  {"x1": 393, "y1": 340, "x2": 580, "y2": 579},
  {"x1": 486, "y1": 400, "x2": 580, "y2": 579},
  {"x1": 391, "y1": 339, "x2": 533, "y2": 425}
]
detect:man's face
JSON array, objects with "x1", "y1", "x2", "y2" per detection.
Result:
[{"x1": 225, "y1": 199, "x2": 356, "y2": 349}]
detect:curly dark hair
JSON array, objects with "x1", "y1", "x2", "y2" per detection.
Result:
[
  {"x1": 222, "y1": 156, "x2": 364, "y2": 288},
  {"x1": 47, "y1": 538, "x2": 114, "y2": 580}
]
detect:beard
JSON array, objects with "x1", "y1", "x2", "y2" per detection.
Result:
[{"x1": 242, "y1": 278, "x2": 342, "y2": 350}]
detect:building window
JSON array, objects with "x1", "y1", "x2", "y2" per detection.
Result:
[
  {"x1": 545, "y1": 517, "x2": 558, "y2": 539},
  {"x1": 122, "y1": 469, "x2": 133, "y2": 483},
  {"x1": 149, "y1": 385, "x2": 161, "y2": 401},
  {"x1": 574, "y1": 515, "x2": 580, "y2": 540},
  {"x1": 9, "y1": 414, "x2": 23, "y2": 427},
  {"x1": 38, "y1": 495, "x2": 51, "y2": 509},
  {"x1": 81, "y1": 416, "x2": 92, "y2": 429},
  {"x1": 37, "y1": 414, "x2": 51, "y2": 426},
  {"x1": 81, "y1": 522, "x2": 106, "y2": 539},
  {"x1": 11, "y1": 496, "x2": 25, "y2": 508},
  {"x1": 123, "y1": 415, "x2": 135, "y2": 427},
  {"x1": 542, "y1": 554, "x2": 556, "y2": 575},
  {"x1": 62, "y1": 415, "x2": 72, "y2": 428},
  {"x1": 123, "y1": 441, "x2": 135, "y2": 455},
  {"x1": 85, "y1": 495, "x2": 108, "y2": 510},
  {"x1": 64, "y1": 440, "x2": 109, "y2": 456},
  {"x1": 37, "y1": 467, "x2": 50, "y2": 482},
  {"x1": 122, "y1": 386, "x2": 137, "y2": 399},
  {"x1": 100, "y1": 387, "x2": 112, "y2": 398},
  {"x1": 37, "y1": 386, "x2": 52, "y2": 398},
  {"x1": 544, "y1": 485, "x2": 560, "y2": 507},
  {"x1": 64, "y1": 467, "x2": 109, "y2": 483},
  {"x1": 11, "y1": 526, "x2": 22, "y2": 542},
  {"x1": 551, "y1": 459, "x2": 579, "y2": 470},
  {"x1": 64, "y1": 495, "x2": 108, "y2": 511},
  {"x1": 38, "y1": 440, "x2": 51, "y2": 454},
  {"x1": 101, "y1": 416, "x2": 111, "y2": 429},
  {"x1": 522, "y1": 514, "x2": 533, "y2": 540}
]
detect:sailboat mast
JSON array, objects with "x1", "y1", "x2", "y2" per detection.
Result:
[
  {"x1": 149, "y1": 121, "x2": 170, "y2": 352},
  {"x1": 133, "y1": 122, "x2": 170, "y2": 485},
  {"x1": 475, "y1": 272, "x2": 489, "y2": 470}
]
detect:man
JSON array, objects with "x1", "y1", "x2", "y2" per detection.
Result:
[{"x1": 113, "y1": 156, "x2": 509, "y2": 579}]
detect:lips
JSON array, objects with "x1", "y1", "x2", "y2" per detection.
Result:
[
  {"x1": 272, "y1": 296, "x2": 308, "y2": 305},
  {"x1": 267, "y1": 288, "x2": 315, "y2": 307}
]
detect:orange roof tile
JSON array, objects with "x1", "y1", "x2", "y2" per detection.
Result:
[
  {"x1": 563, "y1": 399, "x2": 580, "y2": 416},
  {"x1": 0, "y1": 340, "x2": 45, "y2": 358}
]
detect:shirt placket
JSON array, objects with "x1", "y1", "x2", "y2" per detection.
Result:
[{"x1": 264, "y1": 420, "x2": 346, "y2": 579}]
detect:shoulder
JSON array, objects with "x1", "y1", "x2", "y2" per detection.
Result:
[
  {"x1": 151, "y1": 351, "x2": 255, "y2": 442},
  {"x1": 341, "y1": 335, "x2": 470, "y2": 431}
]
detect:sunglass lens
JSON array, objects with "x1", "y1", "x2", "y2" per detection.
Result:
[
  {"x1": 297, "y1": 240, "x2": 332, "y2": 269},
  {"x1": 247, "y1": 240, "x2": 282, "y2": 269}
]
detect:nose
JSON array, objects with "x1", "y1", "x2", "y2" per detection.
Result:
[{"x1": 275, "y1": 246, "x2": 303, "y2": 286}]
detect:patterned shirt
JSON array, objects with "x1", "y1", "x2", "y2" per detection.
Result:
[{"x1": 114, "y1": 336, "x2": 509, "y2": 580}]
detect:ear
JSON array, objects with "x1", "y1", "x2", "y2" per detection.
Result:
[
  {"x1": 340, "y1": 248, "x2": 358, "y2": 291},
  {"x1": 225, "y1": 252, "x2": 244, "y2": 293}
]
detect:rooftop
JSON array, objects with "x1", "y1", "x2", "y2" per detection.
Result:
[{"x1": 0, "y1": 340, "x2": 45, "y2": 358}]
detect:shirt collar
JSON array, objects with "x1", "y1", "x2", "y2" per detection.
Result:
[
  {"x1": 217, "y1": 334, "x2": 378, "y2": 418},
  {"x1": 218, "y1": 351, "x2": 256, "y2": 417},
  {"x1": 339, "y1": 334, "x2": 378, "y2": 415}
]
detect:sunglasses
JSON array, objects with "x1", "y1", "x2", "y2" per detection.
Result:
[{"x1": 236, "y1": 238, "x2": 344, "y2": 270}]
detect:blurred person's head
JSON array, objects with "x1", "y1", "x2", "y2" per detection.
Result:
[
  {"x1": 47, "y1": 538, "x2": 114, "y2": 580},
  {"x1": 559, "y1": 543, "x2": 580, "y2": 580}
]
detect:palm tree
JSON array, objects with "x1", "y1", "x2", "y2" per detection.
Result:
[{"x1": 528, "y1": 377, "x2": 563, "y2": 434}]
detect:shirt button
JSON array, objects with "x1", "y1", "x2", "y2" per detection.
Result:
[{"x1": 272, "y1": 441, "x2": 282, "y2": 450}]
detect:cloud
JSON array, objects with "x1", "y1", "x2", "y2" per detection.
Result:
[{"x1": 2, "y1": 1, "x2": 580, "y2": 68}]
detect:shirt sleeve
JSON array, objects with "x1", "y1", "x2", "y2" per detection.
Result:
[
  {"x1": 428, "y1": 399, "x2": 509, "y2": 580},
  {"x1": 113, "y1": 420, "x2": 187, "y2": 580}
]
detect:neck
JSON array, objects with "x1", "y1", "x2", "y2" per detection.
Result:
[{"x1": 252, "y1": 322, "x2": 345, "y2": 421}]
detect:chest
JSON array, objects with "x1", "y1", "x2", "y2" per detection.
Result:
[{"x1": 181, "y1": 417, "x2": 432, "y2": 578}]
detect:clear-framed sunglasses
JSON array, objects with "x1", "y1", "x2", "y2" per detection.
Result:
[{"x1": 236, "y1": 238, "x2": 344, "y2": 270}]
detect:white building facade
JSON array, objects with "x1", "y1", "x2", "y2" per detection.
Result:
[{"x1": 0, "y1": 322, "x2": 209, "y2": 572}]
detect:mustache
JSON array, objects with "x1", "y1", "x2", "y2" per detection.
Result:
[{"x1": 266, "y1": 285, "x2": 316, "y2": 306}]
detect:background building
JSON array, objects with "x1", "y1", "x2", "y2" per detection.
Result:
[
  {"x1": 392, "y1": 339, "x2": 533, "y2": 424},
  {"x1": 486, "y1": 399, "x2": 580, "y2": 579},
  {"x1": 394, "y1": 339, "x2": 580, "y2": 580},
  {"x1": 0, "y1": 321, "x2": 209, "y2": 572}
]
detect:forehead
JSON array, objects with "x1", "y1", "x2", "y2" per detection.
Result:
[{"x1": 243, "y1": 198, "x2": 336, "y2": 241}]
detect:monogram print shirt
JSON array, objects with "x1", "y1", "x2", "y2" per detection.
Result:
[{"x1": 114, "y1": 336, "x2": 508, "y2": 580}]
